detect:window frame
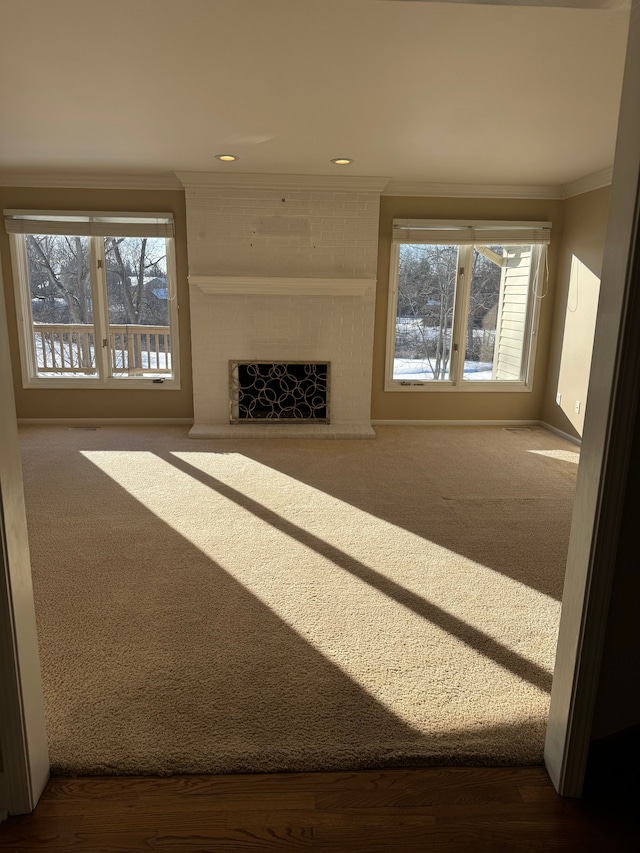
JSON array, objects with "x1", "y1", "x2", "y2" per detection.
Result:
[
  {"x1": 384, "y1": 221, "x2": 550, "y2": 393},
  {"x1": 6, "y1": 211, "x2": 181, "y2": 391}
]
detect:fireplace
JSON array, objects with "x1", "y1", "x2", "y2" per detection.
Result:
[
  {"x1": 178, "y1": 173, "x2": 386, "y2": 439},
  {"x1": 230, "y1": 361, "x2": 330, "y2": 423}
]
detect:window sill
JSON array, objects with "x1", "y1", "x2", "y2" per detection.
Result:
[
  {"x1": 384, "y1": 380, "x2": 532, "y2": 393},
  {"x1": 21, "y1": 377, "x2": 181, "y2": 391}
]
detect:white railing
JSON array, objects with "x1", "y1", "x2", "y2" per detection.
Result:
[
  {"x1": 33, "y1": 324, "x2": 97, "y2": 373},
  {"x1": 33, "y1": 324, "x2": 171, "y2": 376}
]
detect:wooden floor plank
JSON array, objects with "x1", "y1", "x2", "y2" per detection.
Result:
[
  {"x1": 153, "y1": 825, "x2": 314, "y2": 850},
  {"x1": 31, "y1": 797, "x2": 141, "y2": 818},
  {"x1": 61, "y1": 767, "x2": 546, "y2": 796},
  {"x1": 136, "y1": 791, "x2": 316, "y2": 814},
  {"x1": 225, "y1": 808, "x2": 436, "y2": 828},
  {"x1": 0, "y1": 814, "x2": 82, "y2": 850},
  {"x1": 0, "y1": 829, "x2": 154, "y2": 852},
  {"x1": 28, "y1": 778, "x2": 141, "y2": 818},
  {"x1": 314, "y1": 783, "x2": 527, "y2": 809},
  {"x1": 51, "y1": 831, "x2": 155, "y2": 852},
  {"x1": 79, "y1": 809, "x2": 229, "y2": 834},
  {"x1": 312, "y1": 821, "x2": 466, "y2": 850}
]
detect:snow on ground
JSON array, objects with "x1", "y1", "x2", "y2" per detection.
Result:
[{"x1": 393, "y1": 358, "x2": 494, "y2": 382}]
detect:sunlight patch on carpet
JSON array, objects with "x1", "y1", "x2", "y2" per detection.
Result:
[
  {"x1": 80, "y1": 448, "x2": 557, "y2": 733},
  {"x1": 528, "y1": 448, "x2": 580, "y2": 464}
]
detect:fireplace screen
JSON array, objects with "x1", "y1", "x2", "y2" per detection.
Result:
[{"x1": 229, "y1": 361, "x2": 330, "y2": 423}]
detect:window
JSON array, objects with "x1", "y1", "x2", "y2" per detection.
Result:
[
  {"x1": 386, "y1": 220, "x2": 551, "y2": 391},
  {"x1": 5, "y1": 210, "x2": 180, "y2": 389}
]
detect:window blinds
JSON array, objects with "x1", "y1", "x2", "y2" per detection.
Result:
[
  {"x1": 392, "y1": 219, "x2": 552, "y2": 246},
  {"x1": 3, "y1": 210, "x2": 174, "y2": 238}
]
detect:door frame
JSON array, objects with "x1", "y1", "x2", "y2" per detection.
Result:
[
  {"x1": 544, "y1": 0, "x2": 640, "y2": 796},
  {"x1": 0, "y1": 260, "x2": 49, "y2": 815}
]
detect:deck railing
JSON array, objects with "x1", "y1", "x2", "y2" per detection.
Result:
[
  {"x1": 33, "y1": 323, "x2": 171, "y2": 376},
  {"x1": 108, "y1": 325, "x2": 171, "y2": 375}
]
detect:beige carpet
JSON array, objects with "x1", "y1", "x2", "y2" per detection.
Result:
[{"x1": 19, "y1": 424, "x2": 578, "y2": 775}]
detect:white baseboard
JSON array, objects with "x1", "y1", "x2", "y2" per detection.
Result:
[
  {"x1": 17, "y1": 418, "x2": 193, "y2": 426},
  {"x1": 539, "y1": 420, "x2": 582, "y2": 446},
  {"x1": 371, "y1": 419, "x2": 539, "y2": 427},
  {"x1": 15, "y1": 416, "x2": 582, "y2": 446}
]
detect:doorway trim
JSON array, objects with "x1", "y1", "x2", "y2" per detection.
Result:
[
  {"x1": 544, "y1": 0, "x2": 640, "y2": 796},
  {"x1": 0, "y1": 260, "x2": 49, "y2": 815}
]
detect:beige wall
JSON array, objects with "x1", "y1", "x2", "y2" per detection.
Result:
[
  {"x1": 371, "y1": 196, "x2": 564, "y2": 422},
  {"x1": 542, "y1": 187, "x2": 611, "y2": 438},
  {"x1": 0, "y1": 186, "x2": 193, "y2": 421}
]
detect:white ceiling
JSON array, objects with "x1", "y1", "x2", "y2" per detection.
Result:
[{"x1": 0, "y1": 0, "x2": 630, "y2": 188}]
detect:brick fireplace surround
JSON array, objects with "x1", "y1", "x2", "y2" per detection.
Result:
[{"x1": 178, "y1": 173, "x2": 387, "y2": 438}]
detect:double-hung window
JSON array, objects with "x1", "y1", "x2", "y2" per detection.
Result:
[
  {"x1": 5, "y1": 210, "x2": 180, "y2": 389},
  {"x1": 386, "y1": 220, "x2": 551, "y2": 391}
]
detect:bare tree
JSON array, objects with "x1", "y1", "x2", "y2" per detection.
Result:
[
  {"x1": 466, "y1": 247, "x2": 502, "y2": 364},
  {"x1": 104, "y1": 236, "x2": 168, "y2": 326},
  {"x1": 395, "y1": 244, "x2": 503, "y2": 379},
  {"x1": 396, "y1": 244, "x2": 456, "y2": 379},
  {"x1": 26, "y1": 235, "x2": 92, "y2": 324}
]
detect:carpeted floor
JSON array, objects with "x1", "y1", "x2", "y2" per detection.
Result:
[{"x1": 19, "y1": 424, "x2": 578, "y2": 775}]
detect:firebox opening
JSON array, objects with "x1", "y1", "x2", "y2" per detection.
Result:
[{"x1": 229, "y1": 361, "x2": 330, "y2": 424}]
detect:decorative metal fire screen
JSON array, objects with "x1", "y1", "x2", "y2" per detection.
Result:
[{"x1": 229, "y1": 361, "x2": 330, "y2": 423}]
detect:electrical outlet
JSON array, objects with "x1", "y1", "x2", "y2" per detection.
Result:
[
  {"x1": 575, "y1": 401, "x2": 581, "y2": 414},
  {"x1": 556, "y1": 393, "x2": 562, "y2": 405}
]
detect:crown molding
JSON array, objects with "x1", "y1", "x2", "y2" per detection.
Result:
[
  {"x1": 176, "y1": 172, "x2": 391, "y2": 193},
  {"x1": 0, "y1": 168, "x2": 613, "y2": 199},
  {"x1": 0, "y1": 172, "x2": 182, "y2": 191},
  {"x1": 560, "y1": 167, "x2": 614, "y2": 199},
  {"x1": 382, "y1": 181, "x2": 562, "y2": 199},
  {"x1": 383, "y1": 170, "x2": 615, "y2": 200},
  {"x1": 383, "y1": 0, "x2": 631, "y2": 8},
  {"x1": 189, "y1": 275, "x2": 375, "y2": 297}
]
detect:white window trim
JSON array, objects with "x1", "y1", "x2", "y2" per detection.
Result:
[
  {"x1": 384, "y1": 224, "x2": 549, "y2": 393},
  {"x1": 7, "y1": 213, "x2": 181, "y2": 391}
]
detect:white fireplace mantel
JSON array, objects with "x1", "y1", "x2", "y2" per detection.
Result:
[{"x1": 189, "y1": 275, "x2": 376, "y2": 297}]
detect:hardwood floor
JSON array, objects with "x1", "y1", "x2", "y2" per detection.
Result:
[{"x1": 0, "y1": 766, "x2": 637, "y2": 852}]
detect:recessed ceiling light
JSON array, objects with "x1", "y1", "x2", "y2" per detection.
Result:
[
  {"x1": 330, "y1": 158, "x2": 353, "y2": 165},
  {"x1": 216, "y1": 154, "x2": 239, "y2": 162}
]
